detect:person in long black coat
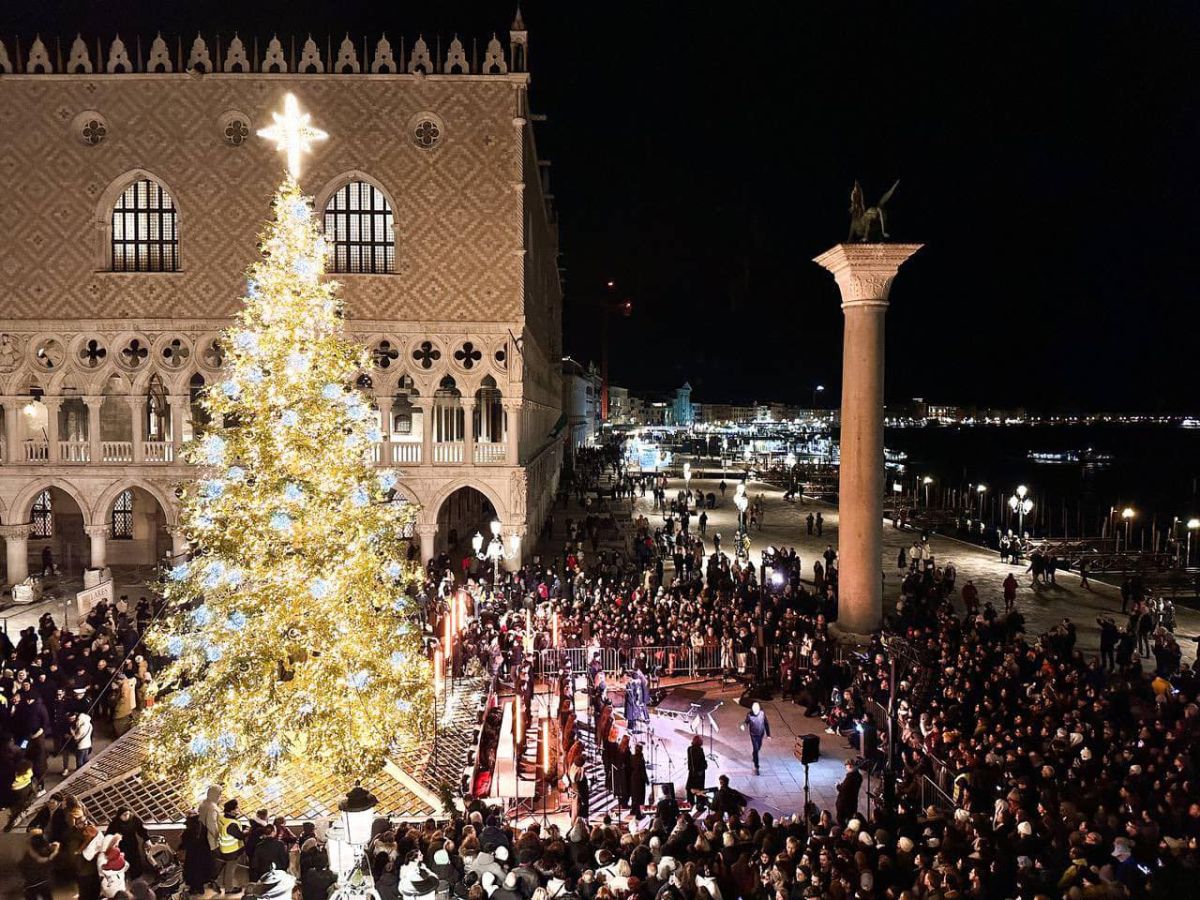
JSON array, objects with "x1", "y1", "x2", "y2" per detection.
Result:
[
  {"x1": 105, "y1": 807, "x2": 150, "y2": 880},
  {"x1": 179, "y1": 813, "x2": 213, "y2": 895},
  {"x1": 685, "y1": 735, "x2": 707, "y2": 801},
  {"x1": 628, "y1": 743, "x2": 649, "y2": 818}
]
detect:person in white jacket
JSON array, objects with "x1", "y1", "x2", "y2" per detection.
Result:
[{"x1": 68, "y1": 712, "x2": 93, "y2": 771}]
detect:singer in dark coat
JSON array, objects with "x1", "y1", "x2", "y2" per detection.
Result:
[
  {"x1": 628, "y1": 743, "x2": 649, "y2": 817},
  {"x1": 685, "y1": 735, "x2": 707, "y2": 797}
]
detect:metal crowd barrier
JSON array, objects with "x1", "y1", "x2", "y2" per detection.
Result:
[{"x1": 533, "y1": 643, "x2": 790, "y2": 679}]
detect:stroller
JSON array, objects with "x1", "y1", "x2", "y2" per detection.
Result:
[{"x1": 145, "y1": 835, "x2": 186, "y2": 900}]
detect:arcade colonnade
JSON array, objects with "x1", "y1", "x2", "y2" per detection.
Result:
[{"x1": 0, "y1": 460, "x2": 558, "y2": 584}]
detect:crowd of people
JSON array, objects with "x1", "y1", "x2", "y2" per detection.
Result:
[{"x1": 8, "y1": 443, "x2": 1200, "y2": 899}]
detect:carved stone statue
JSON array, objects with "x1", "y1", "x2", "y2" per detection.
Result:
[
  {"x1": 0, "y1": 334, "x2": 20, "y2": 370},
  {"x1": 848, "y1": 180, "x2": 899, "y2": 242}
]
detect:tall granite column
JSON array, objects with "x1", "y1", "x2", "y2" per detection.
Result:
[{"x1": 813, "y1": 243, "x2": 922, "y2": 635}]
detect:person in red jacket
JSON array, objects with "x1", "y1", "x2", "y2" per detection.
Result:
[{"x1": 1003, "y1": 572, "x2": 1018, "y2": 612}]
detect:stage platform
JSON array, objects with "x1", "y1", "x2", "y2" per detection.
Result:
[{"x1": 513, "y1": 674, "x2": 857, "y2": 827}]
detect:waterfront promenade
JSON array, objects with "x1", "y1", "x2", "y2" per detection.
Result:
[{"x1": 647, "y1": 476, "x2": 1200, "y2": 655}]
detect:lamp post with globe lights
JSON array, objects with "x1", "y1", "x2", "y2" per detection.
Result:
[
  {"x1": 683, "y1": 462, "x2": 692, "y2": 506},
  {"x1": 472, "y1": 520, "x2": 520, "y2": 588},
  {"x1": 1187, "y1": 518, "x2": 1200, "y2": 567},
  {"x1": 1009, "y1": 485, "x2": 1033, "y2": 538},
  {"x1": 922, "y1": 476, "x2": 933, "y2": 508},
  {"x1": 975, "y1": 483, "x2": 988, "y2": 521},
  {"x1": 812, "y1": 384, "x2": 825, "y2": 412}
]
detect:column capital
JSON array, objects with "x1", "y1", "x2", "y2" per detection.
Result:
[
  {"x1": 416, "y1": 523, "x2": 439, "y2": 538},
  {"x1": 460, "y1": 397, "x2": 477, "y2": 409},
  {"x1": 501, "y1": 397, "x2": 524, "y2": 411},
  {"x1": 84, "y1": 523, "x2": 111, "y2": 539},
  {"x1": 415, "y1": 396, "x2": 435, "y2": 410},
  {"x1": 83, "y1": 395, "x2": 106, "y2": 408},
  {"x1": 41, "y1": 396, "x2": 63, "y2": 411},
  {"x1": 0, "y1": 396, "x2": 25, "y2": 410},
  {"x1": 813, "y1": 243, "x2": 923, "y2": 308},
  {"x1": 123, "y1": 394, "x2": 144, "y2": 409},
  {"x1": 0, "y1": 523, "x2": 34, "y2": 540}
]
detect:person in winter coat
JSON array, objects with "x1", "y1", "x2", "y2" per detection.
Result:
[
  {"x1": 250, "y1": 824, "x2": 291, "y2": 882},
  {"x1": 20, "y1": 831, "x2": 60, "y2": 900},
  {"x1": 69, "y1": 711, "x2": 94, "y2": 771},
  {"x1": 300, "y1": 841, "x2": 337, "y2": 900},
  {"x1": 105, "y1": 807, "x2": 150, "y2": 880},
  {"x1": 686, "y1": 735, "x2": 707, "y2": 803},
  {"x1": 180, "y1": 812, "x2": 214, "y2": 895},
  {"x1": 110, "y1": 675, "x2": 137, "y2": 737},
  {"x1": 198, "y1": 784, "x2": 224, "y2": 891}
]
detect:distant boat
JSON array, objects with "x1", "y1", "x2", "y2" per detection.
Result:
[{"x1": 1027, "y1": 448, "x2": 1114, "y2": 465}]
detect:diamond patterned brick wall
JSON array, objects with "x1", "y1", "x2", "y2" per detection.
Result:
[{"x1": 0, "y1": 75, "x2": 524, "y2": 323}]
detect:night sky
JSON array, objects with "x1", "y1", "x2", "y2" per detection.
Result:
[{"x1": 10, "y1": 2, "x2": 1200, "y2": 412}]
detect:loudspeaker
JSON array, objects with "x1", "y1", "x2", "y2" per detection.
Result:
[{"x1": 797, "y1": 733, "x2": 820, "y2": 765}]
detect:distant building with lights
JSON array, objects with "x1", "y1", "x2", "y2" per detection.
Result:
[
  {"x1": 561, "y1": 357, "x2": 601, "y2": 451},
  {"x1": 0, "y1": 15, "x2": 562, "y2": 589}
]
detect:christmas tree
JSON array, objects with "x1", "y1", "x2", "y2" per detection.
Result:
[{"x1": 143, "y1": 110, "x2": 431, "y2": 792}]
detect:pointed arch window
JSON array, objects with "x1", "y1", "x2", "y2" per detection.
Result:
[
  {"x1": 323, "y1": 182, "x2": 395, "y2": 274},
  {"x1": 32, "y1": 489, "x2": 53, "y2": 538},
  {"x1": 112, "y1": 489, "x2": 134, "y2": 539},
  {"x1": 111, "y1": 179, "x2": 179, "y2": 272}
]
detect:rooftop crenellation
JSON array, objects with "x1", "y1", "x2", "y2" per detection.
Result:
[{"x1": 0, "y1": 23, "x2": 530, "y2": 78}]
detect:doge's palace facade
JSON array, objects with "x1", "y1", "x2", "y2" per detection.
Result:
[{"x1": 0, "y1": 19, "x2": 562, "y2": 583}]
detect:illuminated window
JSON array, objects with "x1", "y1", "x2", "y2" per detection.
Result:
[
  {"x1": 31, "y1": 489, "x2": 53, "y2": 538},
  {"x1": 111, "y1": 179, "x2": 179, "y2": 272},
  {"x1": 112, "y1": 489, "x2": 134, "y2": 540},
  {"x1": 323, "y1": 182, "x2": 394, "y2": 274}
]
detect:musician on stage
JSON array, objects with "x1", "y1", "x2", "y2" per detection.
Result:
[
  {"x1": 739, "y1": 701, "x2": 772, "y2": 776},
  {"x1": 570, "y1": 763, "x2": 590, "y2": 821},
  {"x1": 686, "y1": 734, "x2": 707, "y2": 803},
  {"x1": 628, "y1": 743, "x2": 649, "y2": 819}
]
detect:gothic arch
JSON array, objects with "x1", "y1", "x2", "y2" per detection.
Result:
[
  {"x1": 424, "y1": 478, "x2": 507, "y2": 528},
  {"x1": 10, "y1": 477, "x2": 95, "y2": 526},
  {"x1": 94, "y1": 169, "x2": 182, "y2": 271},
  {"x1": 93, "y1": 477, "x2": 180, "y2": 528}
]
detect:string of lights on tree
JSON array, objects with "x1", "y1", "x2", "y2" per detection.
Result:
[{"x1": 143, "y1": 94, "x2": 432, "y2": 796}]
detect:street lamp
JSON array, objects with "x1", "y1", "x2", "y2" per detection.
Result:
[
  {"x1": 975, "y1": 483, "x2": 988, "y2": 521},
  {"x1": 1187, "y1": 518, "x2": 1200, "y2": 567},
  {"x1": 812, "y1": 384, "x2": 825, "y2": 410},
  {"x1": 1008, "y1": 485, "x2": 1033, "y2": 537},
  {"x1": 473, "y1": 520, "x2": 518, "y2": 588},
  {"x1": 328, "y1": 783, "x2": 379, "y2": 897},
  {"x1": 683, "y1": 462, "x2": 692, "y2": 504},
  {"x1": 1121, "y1": 507, "x2": 1135, "y2": 550},
  {"x1": 922, "y1": 476, "x2": 933, "y2": 507},
  {"x1": 734, "y1": 483, "x2": 749, "y2": 558}
]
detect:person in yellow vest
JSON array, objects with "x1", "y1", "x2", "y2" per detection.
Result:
[
  {"x1": 4, "y1": 760, "x2": 35, "y2": 832},
  {"x1": 214, "y1": 797, "x2": 248, "y2": 895}
]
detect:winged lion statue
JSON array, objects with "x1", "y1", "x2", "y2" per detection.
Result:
[{"x1": 848, "y1": 180, "x2": 899, "y2": 242}]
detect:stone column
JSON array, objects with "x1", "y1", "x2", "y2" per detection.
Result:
[
  {"x1": 461, "y1": 399, "x2": 476, "y2": 465},
  {"x1": 1, "y1": 523, "x2": 33, "y2": 584},
  {"x1": 168, "y1": 394, "x2": 187, "y2": 463},
  {"x1": 504, "y1": 399, "x2": 522, "y2": 466},
  {"x1": 125, "y1": 395, "x2": 144, "y2": 463},
  {"x1": 1, "y1": 397, "x2": 21, "y2": 462},
  {"x1": 503, "y1": 525, "x2": 527, "y2": 572},
  {"x1": 84, "y1": 396, "x2": 104, "y2": 464},
  {"x1": 813, "y1": 243, "x2": 922, "y2": 635},
  {"x1": 417, "y1": 398, "x2": 434, "y2": 466},
  {"x1": 43, "y1": 397, "x2": 62, "y2": 463},
  {"x1": 417, "y1": 523, "x2": 438, "y2": 563},
  {"x1": 168, "y1": 525, "x2": 190, "y2": 562},
  {"x1": 84, "y1": 523, "x2": 109, "y2": 570},
  {"x1": 376, "y1": 395, "x2": 394, "y2": 465}
]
